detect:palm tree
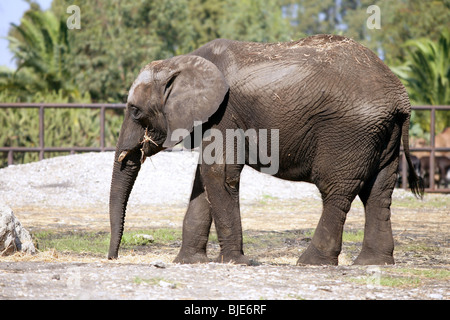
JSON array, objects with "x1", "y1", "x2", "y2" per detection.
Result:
[
  {"x1": 391, "y1": 29, "x2": 450, "y2": 106},
  {"x1": 4, "y1": 8, "x2": 78, "y2": 100}
]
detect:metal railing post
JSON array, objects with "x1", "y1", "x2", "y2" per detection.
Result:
[
  {"x1": 39, "y1": 105, "x2": 45, "y2": 161},
  {"x1": 100, "y1": 105, "x2": 106, "y2": 151},
  {"x1": 8, "y1": 150, "x2": 13, "y2": 166},
  {"x1": 429, "y1": 107, "x2": 436, "y2": 190}
]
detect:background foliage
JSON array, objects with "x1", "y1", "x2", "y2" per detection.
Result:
[{"x1": 1, "y1": 0, "x2": 449, "y2": 166}]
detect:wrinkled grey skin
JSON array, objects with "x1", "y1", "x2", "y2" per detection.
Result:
[{"x1": 108, "y1": 35, "x2": 423, "y2": 265}]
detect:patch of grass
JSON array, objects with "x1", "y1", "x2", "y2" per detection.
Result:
[
  {"x1": 133, "y1": 276, "x2": 180, "y2": 288},
  {"x1": 121, "y1": 229, "x2": 181, "y2": 247},
  {"x1": 349, "y1": 267, "x2": 449, "y2": 288},
  {"x1": 342, "y1": 230, "x2": 364, "y2": 243},
  {"x1": 303, "y1": 230, "x2": 315, "y2": 239},
  {"x1": 134, "y1": 276, "x2": 157, "y2": 285},
  {"x1": 350, "y1": 274, "x2": 421, "y2": 288},
  {"x1": 33, "y1": 231, "x2": 109, "y2": 254},
  {"x1": 398, "y1": 243, "x2": 441, "y2": 254},
  {"x1": 378, "y1": 276, "x2": 421, "y2": 287},
  {"x1": 392, "y1": 194, "x2": 450, "y2": 209},
  {"x1": 299, "y1": 229, "x2": 364, "y2": 243},
  {"x1": 33, "y1": 228, "x2": 182, "y2": 255},
  {"x1": 208, "y1": 230, "x2": 218, "y2": 243},
  {"x1": 395, "y1": 268, "x2": 450, "y2": 280}
]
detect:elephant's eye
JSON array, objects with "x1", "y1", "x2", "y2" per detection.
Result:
[{"x1": 130, "y1": 105, "x2": 142, "y2": 120}]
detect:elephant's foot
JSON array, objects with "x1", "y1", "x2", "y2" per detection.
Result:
[
  {"x1": 216, "y1": 252, "x2": 251, "y2": 265},
  {"x1": 297, "y1": 244, "x2": 339, "y2": 266},
  {"x1": 353, "y1": 250, "x2": 394, "y2": 265},
  {"x1": 173, "y1": 251, "x2": 209, "y2": 264}
]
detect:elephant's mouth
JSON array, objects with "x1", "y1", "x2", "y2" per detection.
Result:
[{"x1": 118, "y1": 128, "x2": 165, "y2": 164}]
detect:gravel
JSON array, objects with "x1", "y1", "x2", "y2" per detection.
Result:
[
  {"x1": 0, "y1": 151, "x2": 448, "y2": 301},
  {"x1": 1, "y1": 261, "x2": 448, "y2": 300},
  {"x1": 0, "y1": 151, "x2": 321, "y2": 209}
]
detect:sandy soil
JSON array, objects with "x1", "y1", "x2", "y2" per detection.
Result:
[
  {"x1": 1, "y1": 195, "x2": 448, "y2": 300},
  {"x1": 0, "y1": 153, "x2": 448, "y2": 300}
]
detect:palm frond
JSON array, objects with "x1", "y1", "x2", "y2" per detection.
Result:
[
  {"x1": 392, "y1": 30, "x2": 450, "y2": 105},
  {"x1": 2, "y1": 8, "x2": 76, "y2": 100}
]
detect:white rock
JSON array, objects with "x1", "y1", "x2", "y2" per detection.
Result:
[
  {"x1": 0, "y1": 203, "x2": 36, "y2": 255},
  {"x1": 428, "y1": 293, "x2": 443, "y2": 300},
  {"x1": 132, "y1": 234, "x2": 154, "y2": 244},
  {"x1": 159, "y1": 280, "x2": 176, "y2": 289},
  {"x1": 150, "y1": 261, "x2": 167, "y2": 268}
]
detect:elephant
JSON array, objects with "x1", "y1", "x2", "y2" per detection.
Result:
[{"x1": 108, "y1": 34, "x2": 423, "y2": 266}]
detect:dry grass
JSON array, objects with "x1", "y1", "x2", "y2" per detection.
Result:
[
  {"x1": 13, "y1": 205, "x2": 186, "y2": 233},
  {"x1": 3, "y1": 248, "x2": 177, "y2": 264},
  {"x1": 6, "y1": 193, "x2": 449, "y2": 266}
]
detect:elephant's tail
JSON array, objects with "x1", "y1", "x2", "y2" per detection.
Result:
[{"x1": 400, "y1": 110, "x2": 424, "y2": 199}]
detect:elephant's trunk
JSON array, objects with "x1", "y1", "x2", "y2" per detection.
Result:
[{"x1": 108, "y1": 149, "x2": 141, "y2": 259}]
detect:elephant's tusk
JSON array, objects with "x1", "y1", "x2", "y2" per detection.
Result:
[
  {"x1": 140, "y1": 147, "x2": 147, "y2": 164},
  {"x1": 118, "y1": 150, "x2": 130, "y2": 162}
]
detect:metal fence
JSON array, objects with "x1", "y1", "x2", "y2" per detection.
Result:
[
  {"x1": 0, "y1": 103, "x2": 126, "y2": 164},
  {"x1": 400, "y1": 105, "x2": 450, "y2": 193},
  {"x1": 1, "y1": 103, "x2": 450, "y2": 192}
]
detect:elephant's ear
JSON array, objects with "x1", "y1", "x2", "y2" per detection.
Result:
[{"x1": 161, "y1": 55, "x2": 229, "y2": 148}]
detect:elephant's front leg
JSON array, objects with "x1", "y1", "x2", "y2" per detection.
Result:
[
  {"x1": 174, "y1": 165, "x2": 212, "y2": 264},
  {"x1": 202, "y1": 162, "x2": 250, "y2": 265}
]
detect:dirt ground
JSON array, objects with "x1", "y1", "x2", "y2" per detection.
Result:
[{"x1": 0, "y1": 194, "x2": 449, "y2": 300}]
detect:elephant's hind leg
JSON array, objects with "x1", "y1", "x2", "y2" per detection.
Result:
[
  {"x1": 354, "y1": 159, "x2": 398, "y2": 265},
  {"x1": 174, "y1": 165, "x2": 212, "y2": 264},
  {"x1": 297, "y1": 188, "x2": 358, "y2": 266}
]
